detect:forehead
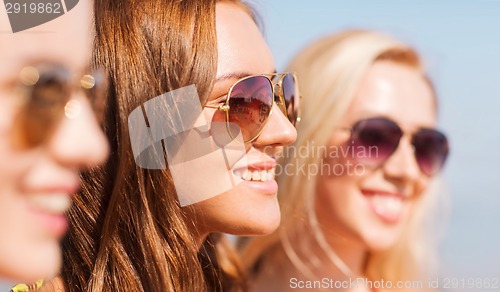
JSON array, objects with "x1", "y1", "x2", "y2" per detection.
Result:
[
  {"x1": 0, "y1": 2, "x2": 92, "y2": 81},
  {"x1": 215, "y1": 2, "x2": 275, "y2": 77},
  {"x1": 346, "y1": 61, "x2": 436, "y2": 129}
]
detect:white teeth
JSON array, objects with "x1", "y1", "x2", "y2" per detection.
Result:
[
  {"x1": 243, "y1": 170, "x2": 252, "y2": 181},
  {"x1": 260, "y1": 170, "x2": 268, "y2": 182},
  {"x1": 371, "y1": 195, "x2": 403, "y2": 216},
  {"x1": 234, "y1": 169, "x2": 273, "y2": 182},
  {"x1": 28, "y1": 194, "x2": 72, "y2": 214}
]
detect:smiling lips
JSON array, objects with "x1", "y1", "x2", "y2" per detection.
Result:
[
  {"x1": 232, "y1": 159, "x2": 277, "y2": 182},
  {"x1": 231, "y1": 160, "x2": 278, "y2": 195},
  {"x1": 25, "y1": 182, "x2": 78, "y2": 236},
  {"x1": 362, "y1": 189, "x2": 406, "y2": 223},
  {"x1": 26, "y1": 192, "x2": 73, "y2": 237}
]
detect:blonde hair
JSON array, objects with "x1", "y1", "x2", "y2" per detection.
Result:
[{"x1": 242, "y1": 29, "x2": 447, "y2": 284}]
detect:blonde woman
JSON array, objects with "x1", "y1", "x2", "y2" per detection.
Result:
[{"x1": 242, "y1": 30, "x2": 449, "y2": 291}]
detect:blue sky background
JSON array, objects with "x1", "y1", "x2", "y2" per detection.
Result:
[{"x1": 257, "y1": 0, "x2": 500, "y2": 280}]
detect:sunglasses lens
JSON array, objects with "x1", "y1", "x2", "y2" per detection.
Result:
[
  {"x1": 351, "y1": 118, "x2": 402, "y2": 165},
  {"x1": 227, "y1": 76, "x2": 273, "y2": 142},
  {"x1": 14, "y1": 65, "x2": 108, "y2": 148},
  {"x1": 281, "y1": 73, "x2": 299, "y2": 125},
  {"x1": 19, "y1": 66, "x2": 70, "y2": 146},
  {"x1": 413, "y1": 129, "x2": 449, "y2": 176}
]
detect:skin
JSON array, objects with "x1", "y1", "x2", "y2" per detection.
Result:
[
  {"x1": 0, "y1": 2, "x2": 109, "y2": 283},
  {"x1": 186, "y1": 2, "x2": 297, "y2": 244}
]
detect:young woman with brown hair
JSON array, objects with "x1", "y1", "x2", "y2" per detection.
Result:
[{"x1": 44, "y1": 1, "x2": 299, "y2": 291}]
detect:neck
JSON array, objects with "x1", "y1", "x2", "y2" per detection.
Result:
[
  {"x1": 319, "y1": 234, "x2": 367, "y2": 278},
  {"x1": 287, "y1": 221, "x2": 368, "y2": 280}
]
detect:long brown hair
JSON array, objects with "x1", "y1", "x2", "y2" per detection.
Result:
[{"x1": 61, "y1": 1, "x2": 248, "y2": 291}]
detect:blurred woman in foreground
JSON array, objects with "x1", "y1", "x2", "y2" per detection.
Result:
[{"x1": 0, "y1": 1, "x2": 108, "y2": 285}]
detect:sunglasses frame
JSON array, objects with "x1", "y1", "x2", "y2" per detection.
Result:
[
  {"x1": 205, "y1": 72, "x2": 301, "y2": 143},
  {"x1": 343, "y1": 117, "x2": 449, "y2": 176}
]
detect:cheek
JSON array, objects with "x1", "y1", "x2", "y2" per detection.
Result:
[
  {"x1": 314, "y1": 163, "x2": 366, "y2": 229},
  {"x1": 316, "y1": 170, "x2": 359, "y2": 205},
  {"x1": 0, "y1": 94, "x2": 17, "y2": 136},
  {"x1": 0, "y1": 136, "x2": 41, "y2": 195},
  {"x1": 413, "y1": 176, "x2": 431, "y2": 198},
  {"x1": 317, "y1": 142, "x2": 364, "y2": 199},
  {"x1": 167, "y1": 110, "x2": 243, "y2": 206},
  {"x1": 0, "y1": 142, "x2": 21, "y2": 194},
  {"x1": 0, "y1": 95, "x2": 26, "y2": 172}
]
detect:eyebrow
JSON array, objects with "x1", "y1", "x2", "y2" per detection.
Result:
[
  {"x1": 214, "y1": 72, "x2": 253, "y2": 83},
  {"x1": 214, "y1": 69, "x2": 277, "y2": 83}
]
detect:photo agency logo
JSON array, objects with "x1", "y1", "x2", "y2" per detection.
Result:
[
  {"x1": 2, "y1": 0, "x2": 79, "y2": 33},
  {"x1": 270, "y1": 141, "x2": 376, "y2": 181},
  {"x1": 128, "y1": 85, "x2": 248, "y2": 207}
]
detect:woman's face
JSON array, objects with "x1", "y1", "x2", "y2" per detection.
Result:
[
  {"x1": 0, "y1": 2, "x2": 109, "y2": 282},
  {"x1": 315, "y1": 61, "x2": 436, "y2": 251},
  {"x1": 187, "y1": 2, "x2": 297, "y2": 238}
]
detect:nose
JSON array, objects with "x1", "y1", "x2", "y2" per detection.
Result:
[
  {"x1": 382, "y1": 135, "x2": 420, "y2": 183},
  {"x1": 46, "y1": 94, "x2": 109, "y2": 169},
  {"x1": 252, "y1": 103, "x2": 297, "y2": 149}
]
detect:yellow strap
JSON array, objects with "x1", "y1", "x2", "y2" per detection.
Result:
[{"x1": 11, "y1": 280, "x2": 44, "y2": 292}]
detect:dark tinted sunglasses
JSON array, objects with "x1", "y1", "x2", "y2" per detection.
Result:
[
  {"x1": 346, "y1": 117, "x2": 449, "y2": 176},
  {"x1": 205, "y1": 72, "x2": 300, "y2": 143},
  {"x1": 12, "y1": 63, "x2": 107, "y2": 147}
]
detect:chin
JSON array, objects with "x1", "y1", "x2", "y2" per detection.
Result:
[
  {"x1": 231, "y1": 185, "x2": 281, "y2": 235},
  {"x1": 363, "y1": 228, "x2": 403, "y2": 252},
  {"x1": 11, "y1": 242, "x2": 62, "y2": 282},
  {"x1": 250, "y1": 213, "x2": 281, "y2": 236},
  {"x1": 229, "y1": 201, "x2": 281, "y2": 236}
]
